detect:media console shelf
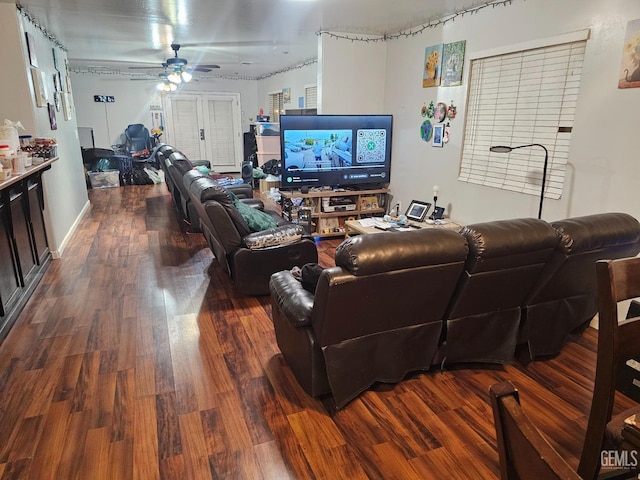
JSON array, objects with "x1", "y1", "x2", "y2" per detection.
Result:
[{"x1": 280, "y1": 187, "x2": 390, "y2": 238}]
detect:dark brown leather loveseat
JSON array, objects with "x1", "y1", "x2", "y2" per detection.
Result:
[
  {"x1": 270, "y1": 212, "x2": 640, "y2": 408},
  {"x1": 187, "y1": 174, "x2": 318, "y2": 296}
]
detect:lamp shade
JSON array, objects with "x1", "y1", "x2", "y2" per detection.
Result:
[
  {"x1": 181, "y1": 70, "x2": 192, "y2": 82},
  {"x1": 167, "y1": 71, "x2": 181, "y2": 84}
]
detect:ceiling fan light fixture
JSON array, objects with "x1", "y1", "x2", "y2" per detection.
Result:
[
  {"x1": 168, "y1": 71, "x2": 182, "y2": 83},
  {"x1": 181, "y1": 70, "x2": 192, "y2": 82}
]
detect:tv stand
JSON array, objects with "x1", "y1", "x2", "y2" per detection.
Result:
[{"x1": 280, "y1": 187, "x2": 390, "y2": 238}]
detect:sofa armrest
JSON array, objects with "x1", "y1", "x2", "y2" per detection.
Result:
[
  {"x1": 243, "y1": 224, "x2": 303, "y2": 250},
  {"x1": 227, "y1": 183, "x2": 254, "y2": 199},
  {"x1": 240, "y1": 198, "x2": 265, "y2": 210},
  {"x1": 270, "y1": 271, "x2": 314, "y2": 327}
]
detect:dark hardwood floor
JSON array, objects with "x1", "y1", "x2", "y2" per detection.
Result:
[{"x1": 0, "y1": 184, "x2": 635, "y2": 479}]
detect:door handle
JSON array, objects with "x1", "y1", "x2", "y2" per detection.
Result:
[{"x1": 200, "y1": 128, "x2": 205, "y2": 140}]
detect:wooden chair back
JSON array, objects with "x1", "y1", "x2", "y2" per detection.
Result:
[
  {"x1": 578, "y1": 257, "x2": 640, "y2": 479},
  {"x1": 490, "y1": 380, "x2": 582, "y2": 480}
]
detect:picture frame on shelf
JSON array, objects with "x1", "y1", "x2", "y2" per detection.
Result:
[{"x1": 405, "y1": 200, "x2": 432, "y2": 222}]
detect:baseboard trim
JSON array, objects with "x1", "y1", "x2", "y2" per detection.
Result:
[{"x1": 51, "y1": 199, "x2": 91, "y2": 259}]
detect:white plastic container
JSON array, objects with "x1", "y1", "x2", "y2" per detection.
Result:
[
  {"x1": 0, "y1": 144, "x2": 14, "y2": 171},
  {"x1": 13, "y1": 152, "x2": 26, "y2": 174}
]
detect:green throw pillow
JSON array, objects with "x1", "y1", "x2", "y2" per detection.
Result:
[{"x1": 229, "y1": 191, "x2": 277, "y2": 232}]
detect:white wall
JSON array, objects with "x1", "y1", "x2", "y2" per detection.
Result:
[
  {"x1": 71, "y1": 74, "x2": 260, "y2": 148},
  {"x1": 383, "y1": 0, "x2": 640, "y2": 224},
  {"x1": 0, "y1": 5, "x2": 89, "y2": 257},
  {"x1": 256, "y1": 62, "x2": 317, "y2": 116},
  {"x1": 319, "y1": 34, "x2": 387, "y2": 114}
]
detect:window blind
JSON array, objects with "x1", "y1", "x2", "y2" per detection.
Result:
[
  {"x1": 305, "y1": 85, "x2": 318, "y2": 108},
  {"x1": 268, "y1": 92, "x2": 283, "y2": 122},
  {"x1": 459, "y1": 40, "x2": 586, "y2": 200}
]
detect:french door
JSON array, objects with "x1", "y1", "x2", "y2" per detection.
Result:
[{"x1": 163, "y1": 93, "x2": 243, "y2": 171}]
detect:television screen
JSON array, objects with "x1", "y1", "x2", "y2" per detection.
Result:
[{"x1": 279, "y1": 114, "x2": 392, "y2": 189}]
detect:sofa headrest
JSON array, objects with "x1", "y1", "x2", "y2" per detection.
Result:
[
  {"x1": 183, "y1": 169, "x2": 209, "y2": 190},
  {"x1": 335, "y1": 228, "x2": 468, "y2": 276},
  {"x1": 156, "y1": 144, "x2": 175, "y2": 158},
  {"x1": 189, "y1": 176, "x2": 232, "y2": 205},
  {"x1": 188, "y1": 176, "x2": 250, "y2": 236},
  {"x1": 461, "y1": 218, "x2": 559, "y2": 272},
  {"x1": 552, "y1": 213, "x2": 640, "y2": 254}
]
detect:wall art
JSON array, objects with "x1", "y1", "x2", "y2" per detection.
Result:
[
  {"x1": 619, "y1": 18, "x2": 640, "y2": 89},
  {"x1": 62, "y1": 92, "x2": 73, "y2": 121},
  {"x1": 422, "y1": 44, "x2": 443, "y2": 88},
  {"x1": 48, "y1": 103, "x2": 57, "y2": 130},
  {"x1": 441, "y1": 41, "x2": 466, "y2": 87},
  {"x1": 432, "y1": 124, "x2": 444, "y2": 147},
  {"x1": 420, "y1": 119, "x2": 433, "y2": 142},
  {"x1": 30, "y1": 68, "x2": 49, "y2": 107},
  {"x1": 25, "y1": 32, "x2": 38, "y2": 68}
]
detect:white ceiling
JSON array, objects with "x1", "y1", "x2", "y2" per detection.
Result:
[{"x1": 6, "y1": 0, "x2": 492, "y2": 79}]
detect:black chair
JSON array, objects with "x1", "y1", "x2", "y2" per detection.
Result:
[{"x1": 124, "y1": 124, "x2": 152, "y2": 157}]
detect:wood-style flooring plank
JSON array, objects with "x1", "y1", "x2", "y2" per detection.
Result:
[{"x1": 0, "y1": 184, "x2": 631, "y2": 479}]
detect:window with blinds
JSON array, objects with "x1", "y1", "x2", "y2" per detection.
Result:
[
  {"x1": 268, "y1": 92, "x2": 283, "y2": 122},
  {"x1": 305, "y1": 85, "x2": 318, "y2": 108},
  {"x1": 459, "y1": 40, "x2": 586, "y2": 200}
]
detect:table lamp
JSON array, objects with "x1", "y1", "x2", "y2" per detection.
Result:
[{"x1": 489, "y1": 143, "x2": 549, "y2": 219}]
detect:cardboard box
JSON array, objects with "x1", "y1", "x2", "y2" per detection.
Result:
[
  {"x1": 256, "y1": 136, "x2": 280, "y2": 154},
  {"x1": 259, "y1": 179, "x2": 280, "y2": 193},
  {"x1": 89, "y1": 170, "x2": 120, "y2": 188}
]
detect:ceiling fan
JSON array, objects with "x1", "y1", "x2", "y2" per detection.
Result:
[{"x1": 130, "y1": 43, "x2": 220, "y2": 82}]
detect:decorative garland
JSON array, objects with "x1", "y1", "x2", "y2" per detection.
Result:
[
  {"x1": 256, "y1": 58, "x2": 318, "y2": 80},
  {"x1": 70, "y1": 58, "x2": 319, "y2": 82},
  {"x1": 317, "y1": 0, "x2": 516, "y2": 43},
  {"x1": 16, "y1": 4, "x2": 67, "y2": 51}
]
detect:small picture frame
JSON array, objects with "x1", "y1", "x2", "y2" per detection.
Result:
[
  {"x1": 25, "y1": 32, "x2": 38, "y2": 67},
  {"x1": 430, "y1": 206, "x2": 445, "y2": 220},
  {"x1": 432, "y1": 124, "x2": 444, "y2": 147},
  {"x1": 405, "y1": 200, "x2": 432, "y2": 222}
]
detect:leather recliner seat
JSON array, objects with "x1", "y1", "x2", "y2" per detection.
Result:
[
  {"x1": 520, "y1": 212, "x2": 640, "y2": 359},
  {"x1": 187, "y1": 175, "x2": 318, "y2": 295},
  {"x1": 270, "y1": 228, "x2": 468, "y2": 408}
]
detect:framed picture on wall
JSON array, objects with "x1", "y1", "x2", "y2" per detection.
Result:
[
  {"x1": 432, "y1": 124, "x2": 444, "y2": 147},
  {"x1": 48, "y1": 103, "x2": 57, "y2": 130},
  {"x1": 61, "y1": 92, "x2": 73, "y2": 121},
  {"x1": 30, "y1": 68, "x2": 49, "y2": 107},
  {"x1": 25, "y1": 32, "x2": 38, "y2": 67}
]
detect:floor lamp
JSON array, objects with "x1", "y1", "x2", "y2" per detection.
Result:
[{"x1": 489, "y1": 143, "x2": 549, "y2": 219}]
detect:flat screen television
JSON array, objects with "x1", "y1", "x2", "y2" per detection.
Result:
[{"x1": 279, "y1": 114, "x2": 392, "y2": 189}]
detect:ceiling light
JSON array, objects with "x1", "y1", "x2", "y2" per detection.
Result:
[
  {"x1": 168, "y1": 71, "x2": 181, "y2": 83},
  {"x1": 157, "y1": 80, "x2": 177, "y2": 92},
  {"x1": 181, "y1": 70, "x2": 192, "y2": 82}
]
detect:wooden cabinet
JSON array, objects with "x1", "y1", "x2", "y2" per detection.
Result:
[
  {"x1": 0, "y1": 160, "x2": 54, "y2": 342},
  {"x1": 280, "y1": 187, "x2": 389, "y2": 238}
]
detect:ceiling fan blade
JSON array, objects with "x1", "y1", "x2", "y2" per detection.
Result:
[{"x1": 194, "y1": 64, "x2": 220, "y2": 69}]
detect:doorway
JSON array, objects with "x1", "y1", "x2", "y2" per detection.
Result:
[{"x1": 163, "y1": 92, "x2": 243, "y2": 172}]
